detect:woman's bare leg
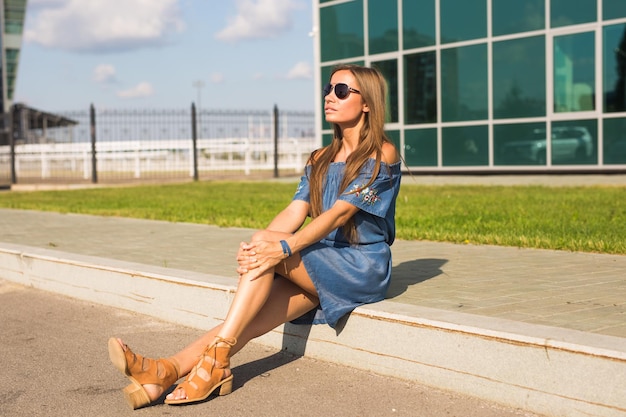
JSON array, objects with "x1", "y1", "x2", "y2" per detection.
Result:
[
  {"x1": 115, "y1": 230, "x2": 318, "y2": 401},
  {"x1": 169, "y1": 275, "x2": 318, "y2": 372},
  {"x1": 118, "y1": 275, "x2": 318, "y2": 401},
  {"x1": 165, "y1": 276, "x2": 318, "y2": 400}
]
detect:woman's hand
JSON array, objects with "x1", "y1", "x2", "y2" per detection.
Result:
[
  {"x1": 236, "y1": 241, "x2": 257, "y2": 275},
  {"x1": 236, "y1": 240, "x2": 284, "y2": 281}
]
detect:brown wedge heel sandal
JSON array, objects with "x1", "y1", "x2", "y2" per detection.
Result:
[
  {"x1": 107, "y1": 337, "x2": 180, "y2": 410},
  {"x1": 165, "y1": 336, "x2": 237, "y2": 405}
]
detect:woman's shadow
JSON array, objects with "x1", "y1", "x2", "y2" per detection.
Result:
[{"x1": 386, "y1": 258, "x2": 447, "y2": 299}]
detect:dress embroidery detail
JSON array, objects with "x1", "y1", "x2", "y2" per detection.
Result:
[{"x1": 350, "y1": 184, "x2": 381, "y2": 206}]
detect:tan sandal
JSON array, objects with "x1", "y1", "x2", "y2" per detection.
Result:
[
  {"x1": 164, "y1": 336, "x2": 237, "y2": 405},
  {"x1": 107, "y1": 337, "x2": 180, "y2": 410}
]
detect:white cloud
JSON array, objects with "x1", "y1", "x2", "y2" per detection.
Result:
[
  {"x1": 116, "y1": 82, "x2": 154, "y2": 99},
  {"x1": 24, "y1": 0, "x2": 185, "y2": 53},
  {"x1": 210, "y1": 72, "x2": 225, "y2": 84},
  {"x1": 93, "y1": 64, "x2": 116, "y2": 83},
  {"x1": 286, "y1": 61, "x2": 312, "y2": 79},
  {"x1": 216, "y1": 0, "x2": 303, "y2": 42}
]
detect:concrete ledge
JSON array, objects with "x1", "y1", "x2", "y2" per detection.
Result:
[{"x1": 1, "y1": 242, "x2": 625, "y2": 417}]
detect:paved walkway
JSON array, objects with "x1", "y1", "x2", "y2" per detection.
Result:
[{"x1": 1, "y1": 204, "x2": 625, "y2": 339}]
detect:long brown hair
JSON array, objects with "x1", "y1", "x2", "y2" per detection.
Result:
[{"x1": 307, "y1": 64, "x2": 391, "y2": 243}]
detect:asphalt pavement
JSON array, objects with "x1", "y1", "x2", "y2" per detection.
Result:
[{"x1": 0, "y1": 280, "x2": 541, "y2": 417}]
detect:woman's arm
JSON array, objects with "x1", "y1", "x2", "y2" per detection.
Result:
[
  {"x1": 236, "y1": 199, "x2": 308, "y2": 274},
  {"x1": 285, "y1": 200, "x2": 358, "y2": 255},
  {"x1": 242, "y1": 199, "x2": 359, "y2": 280},
  {"x1": 265, "y1": 200, "x2": 309, "y2": 234}
]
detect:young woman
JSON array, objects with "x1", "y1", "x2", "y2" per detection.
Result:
[{"x1": 108, "y1": 64, "x2": 402, "y2": 409}]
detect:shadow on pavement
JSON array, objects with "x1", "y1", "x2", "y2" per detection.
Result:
[{"x1": 387, "y1": 258, "x2": 447, "y2": 299}]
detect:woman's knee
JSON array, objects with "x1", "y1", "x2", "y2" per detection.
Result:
[{"x1": 250, "y1": 230, "x2": 268, "y2": 242}]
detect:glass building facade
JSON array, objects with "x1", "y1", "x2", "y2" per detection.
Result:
[
  {"x1": 314, "y1": 0, "x2": 626, "y2": 171},
  {"x1": 0, "y1": 0, "x2": 27, "y2": 113}
]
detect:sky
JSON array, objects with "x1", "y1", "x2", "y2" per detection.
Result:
[{"x1": 14, "y1": 0, "x2": 316, "y2": 113}]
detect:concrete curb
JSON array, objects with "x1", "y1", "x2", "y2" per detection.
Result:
[{"x1": 1, "y1": 242, "x2": 625, "y2": 417}]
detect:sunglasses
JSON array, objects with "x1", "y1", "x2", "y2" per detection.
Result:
[{"x1": 323, "y1": 83, "x2": 361, "y2": 100}]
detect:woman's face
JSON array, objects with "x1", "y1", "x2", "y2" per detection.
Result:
[{"x1": 324, "y1": 70, "x2": 368, "y2": 127}]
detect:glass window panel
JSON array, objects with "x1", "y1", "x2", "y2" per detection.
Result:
[
  {"x1": 554, "y1": 32, "x2": 596, "y2": 113},
  {"x1": 405, "y1": 128, "x2": 438, "y2": 166},
  {"x1": 492, "y1": 0, "x2": 544, "y2": 36},
  {"x1": 494, "y1": 122, "x2": 547, "y2": 166},
  {"x1": 3, "y1": 0, "x2": 27, "y2": 35},
  {"x1": 5, "y1": 48, "x2": 20, "y2": 100},
  {"x1": 404, "y1": 51, "x2": 437, "y2": 124},
  {"x1": 321, "y1": 65, "x2": 334, "y2": 131},
  {"x1": 603, "y1": 118, "x2": 626, "y2": 164},
  {"x1": 368, "y1": 0, "x2": 398, "y2": 54},
  {"x1": 604, "y1": 0, "x2": 626, "y2": 20},
  {"x1": 386, "y1": 130, "x2": 400, "y2": 153},
  {"x1": 551, "y1": 120, "x2": 597, "y2": 165},
  {"x1": 320, "y1": 1, "x2": 364, "y2": 62},
  {"x1": 442, "y1": 125, "x2": 489, "y2": 166},
  {"x1": 441, "y1": 44, "x2": 488, "y2": 122},
  {"x1": 440, "y1": 0, "x2": 487, "y2": 44},
  {"x1": 493, "y1": 36, "x2": 546, "y2": 119},
  {"x1": 372, "y1": 59, "x2": 399, "y2": 123},
  {"x1": 403, "y1": 0, "x2": 436, "y2": 49},
  {"x1": 322, "y1": 132, "x2": 333, "y2": 147},
  {"x1": 603, "y1": 24, "x2": 626, "y2": 112},
  {"x1": 550, "y1": 0, "x2": 596, "y2": 28}
]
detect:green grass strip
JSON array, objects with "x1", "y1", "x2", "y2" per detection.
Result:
[{"x1": 1, "y1": 181, "x2": 624, "y2": 254}]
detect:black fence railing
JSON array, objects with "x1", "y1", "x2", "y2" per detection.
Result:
[{"x1": 0, "y1": 103, "x2": 316, "y2": 185}]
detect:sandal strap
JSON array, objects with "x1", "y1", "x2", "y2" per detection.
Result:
[
  {"x1": 170, "y1": 336, "x2": 236, "y2": 400},
  {"x1": 124, "y1": 346, "x2": 180, "y2": 388}
]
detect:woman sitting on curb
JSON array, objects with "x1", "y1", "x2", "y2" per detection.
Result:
[{"x1": 108, "y1": 63, "x2": 402, "y2": 409}]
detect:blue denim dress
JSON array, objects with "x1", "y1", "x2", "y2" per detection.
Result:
[{"x1": 292, "y1": 158, "x2": 402, "y2": 328}]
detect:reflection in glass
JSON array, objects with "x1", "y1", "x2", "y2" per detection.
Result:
[
  {"x1": 404, "y1": 51, "x2": 437, "y2": 124},
  {"x1": 403, "y1": 0, "x2": 435, "y2": 49},
  {"x1": 492, "y1": 0, "x2": 544, "y2": 36},
  {"x1": 442, "y1": 125, "x2": 489, "y2": 166},
  {"x1": 372, "y1": 59, "x2": 398, "y2": 123},
  {"x1": 603, "y1": 24, "x2": 626, "y2": 113},
  {"x1": 554, "y1": 32, "x2": 595, "y2": 112},
  {"x1": 440, "y1": 0, "x2": 487, "y2": 44},
  {"x1": 494, "y1": 122, "x2": 546, "y2": 165},
  {"x1": 368, "y1": 0, "x2": 397, "y2": 54},
  {"x1": 603, "y1": 0, "x2": 626, "y2": 20},
  {"x1": 441, "y1": 44, "x2": 488, "y2": 122},
  {"x1": 493, "y1": 36, "x2": 546, "y2": 119},
  {"x1": 551, "y1": 0, "x2": 596, "y2": 28},
  {"x1": 320, "y1": 1, "x2": 364, "y2": 62},
  {"x1": 551, "y1": 120, "x2": 597, "y2": 165},
  {"x1": 405, "y1": 128, "x2": 438, "y2": 166},
  {"x1": 603, "y1": 118, "x2": 626, "y2": 164}
]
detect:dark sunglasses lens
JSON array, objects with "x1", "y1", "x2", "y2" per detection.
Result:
[
  {"x1": 323, "y1": 83, "x2": 332, "y2": 97},
  {"x1": 334, "y1": 83, "x2": 349, "y2": 99}
]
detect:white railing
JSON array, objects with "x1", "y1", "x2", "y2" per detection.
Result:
[{"x1": 0, "y1": 137, "x2": 318, "y2": 180}]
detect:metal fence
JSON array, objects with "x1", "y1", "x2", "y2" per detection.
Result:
[{"x1": 0, "y1": 104, "x2": 316, "y2": 185}]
